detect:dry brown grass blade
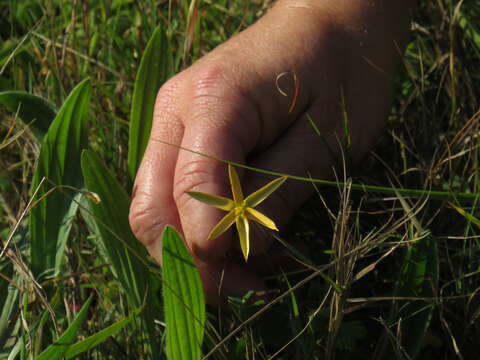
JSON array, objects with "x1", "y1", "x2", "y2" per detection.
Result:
[{"x1": 183, "y1": 0, "x2": 200, "y2": 65}]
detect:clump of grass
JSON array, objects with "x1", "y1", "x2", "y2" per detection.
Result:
[{"x1": 1, "y1": 0, "x2": 480, "y2": 359}]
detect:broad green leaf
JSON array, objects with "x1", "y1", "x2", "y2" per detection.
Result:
[
  {"x1": 162, "y1": 226, "x2": 205, "y2": 360},
  {"x1": 64, "y1": 307, "x2": 142, "y2": 359},
  {"x1": 81, "y1": 149, "x2": 159, "y2": 305},
  {"x1": 0, "y1": 91, "x2": 57, "y2": 141},
  {"x1": 128, "y1": 25, "x2": 171, "y2": 180},
  {"x1": 81, "y1": 149, "x2": 161, "y2": 352},
  {"x1": 29, "y1": 78, "x2": 91, "y2": 280},
  {"x1": 36, "y1": 296, "x2": 93, "y2": 360}
]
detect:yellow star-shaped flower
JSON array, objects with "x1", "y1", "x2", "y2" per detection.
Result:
[{"x1": 187, "y1": 165, "x2": 287, "y2": 261}]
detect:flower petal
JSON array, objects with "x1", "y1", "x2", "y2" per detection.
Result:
[
  {"x1": 187, "y1": 191, "x2": 234, "y2": 211},
  {"x1": 228, "y1": 164, "x2": 244, "y2": 204},
  {"x1": 245, "y1": 176, "x2": 287, "y2": 208},
  {"x1": 236, "y1": 215, "x2": 250, "y2": 261},
  {"x1": 246, "y1": 208, "x2": 278, "y2": 231},
  {"x1": 207, "y1": 210, "x2": 238, "y2": 241}
]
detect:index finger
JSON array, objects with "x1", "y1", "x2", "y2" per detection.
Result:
[{"x1": 129, "y1": 79, "x2": 185, "y2": 263}]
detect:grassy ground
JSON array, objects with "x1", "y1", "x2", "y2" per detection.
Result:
[{"x1": 1, "y1": 0, "x2": 480, "y2": 359}]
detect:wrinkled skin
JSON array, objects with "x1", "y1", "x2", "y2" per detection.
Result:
[{"x1": 129, "y1": 0, "x2": 414, "y2": 305}]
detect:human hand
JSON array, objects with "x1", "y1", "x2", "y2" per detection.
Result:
[{"x1": 129, "y1": 0, "x2": 413, "y2": 305}]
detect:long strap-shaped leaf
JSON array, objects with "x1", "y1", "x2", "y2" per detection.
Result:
[
  {"x1": 163, "y1": 226, "x2": 205, "y2": 360},
  {"x1": 128, "y1": 25, "x2": 171, "y2": 180},
  {"x1": 29, "y1": 79, "x2": 91, "y2": 280},
  {"x1": 81, "y1": 149, "x2": 162, "y2": 353}
]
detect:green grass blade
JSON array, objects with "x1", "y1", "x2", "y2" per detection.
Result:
[
  {"x1": 80, "y1": 149, "x2": 162, "y2": 351},
  {"x1": 162, "y1": 226, "x2": 205, "y2": 360},
  {"x1": 0, "y1": 260, "x2": 13, "y2": 316},
  {"x1": 377, "y1": 231, "x2": 439, "y2": 359},
  {"x1": 36, "y1": 296, "x2": 93, "y2": 360},
  {"x1": 64, "y1": 307, "x2": 142, "y2": 359},
  {"x1": 449, "y1": 202, "x2": 480, "y2": 228},
  {"x1": 128, "y1": 25, "x2": 171, "y2": 180},
  {"x1": 0, "y1": 266, "x2": 19, "y2": 349},
  {"x1": 5, "y1": 335, "x2": 24, "y2": 360},
  {"x1": 458, "y1": 8, "x2": 480, "y2": 57},
  {"x1": 29, "y1": 79, "x2": 91, "y2": 280},
  {"x1": 394, "y1": 232, "x2": 438, "y2": 357},
  {"x1": 0, "y1": 91, "x2": 57, "y2": 141}
]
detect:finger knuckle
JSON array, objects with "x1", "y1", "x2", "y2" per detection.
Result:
[
  {"x1": 154, "y1": 76, "x2": 183, "y2": 115},
  {"x1": 173, "y1": 160, "x2": 222, "y2": 208},
  {"x1": 129, "y1": 197, "x2": 163, "y2": 247},
  {"x1": 191, "y1": 62, "x2": 232, "y2": 95},
  {"x1": 157, "y1": 74, "x2": 183, "y2": 101}
]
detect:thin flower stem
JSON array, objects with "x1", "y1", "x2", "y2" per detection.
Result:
[{"x1": 153, "y1": 138, "x2": 479, "y2": 204}]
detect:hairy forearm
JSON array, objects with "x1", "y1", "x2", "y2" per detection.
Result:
[
  {"x1": 256, "y1": 0, "x2": 417, "y2": 161},
  {"x1": 274, "y1": 0, "x2": 416, "y2": 31},
  {"x1": 272, "y1": 0, "x2": 416, "y2": 66},
  {"x1": 191, "y1": 0, "x2": 416, "y2": 165}
]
